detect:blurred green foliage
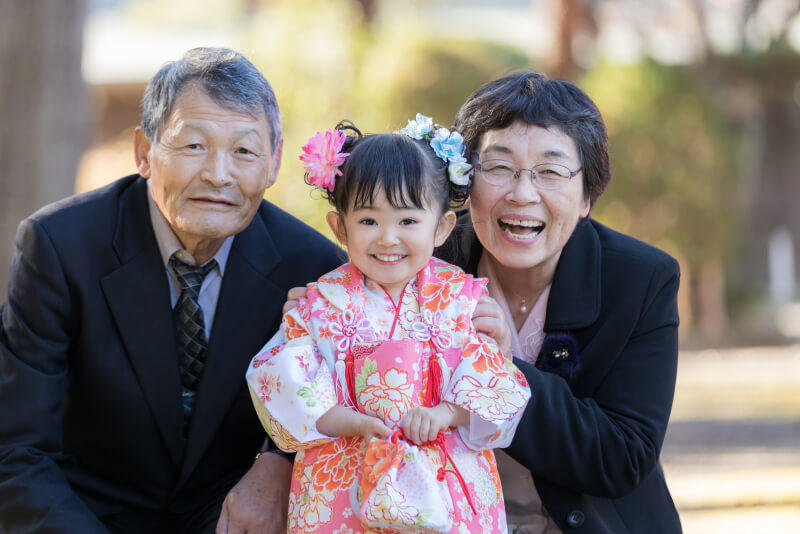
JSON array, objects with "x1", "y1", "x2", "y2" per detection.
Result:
[
  {"x1": 240, "y1": 0, "x2": 528, "y2": 238},
  {"x1": 582, "y1": 60, "x2": 741, "y2": 271},
  {"x1": 127, "y1": 0, "x2": 743, "y2": 275},
  {"x1": 125, "y1": 0, "x2": 748, "y2": 323}
]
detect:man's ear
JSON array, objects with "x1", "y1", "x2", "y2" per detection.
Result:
[
  {"x1": 434, "y1": 210, "x2": 457, "y2": 247},
  {"x1": 266, "y1": 137, "x2": 283, "y2": 189},
  {"x1": 326, "y1": 211, "x2": 347, "y2": 246},
  {"x1": 133, "y1": 127, "x2": 152, "y2": 178}
]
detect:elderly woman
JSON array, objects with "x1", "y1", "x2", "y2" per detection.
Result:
[{"x1": 439, "y1": 72, "x2": 682, "y2": 533}]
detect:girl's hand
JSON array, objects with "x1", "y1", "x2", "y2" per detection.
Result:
[
  {"x1": 282, "y1": 286, "x2": 307, "y2": 314},
  {"x1": 401, "y1": 403, "x2": 463, "y2": 445},
  {"x1": 317, "y1": 405, "x2": 391, "y2": 441},
  {"x1": 472, "y1": 294, "x2": 512, "y2": 359},
  {"x1": 355, "y1": 414, "x2": 393, "y2": 441}
]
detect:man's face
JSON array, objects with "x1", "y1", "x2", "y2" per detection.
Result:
[{"x1": 135, "y1": 84, "x2": 280, "y2": 255}]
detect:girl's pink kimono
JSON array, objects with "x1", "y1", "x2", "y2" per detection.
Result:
[{"x1": 246, "y1": 258, "x2": 530, "y2": 533}]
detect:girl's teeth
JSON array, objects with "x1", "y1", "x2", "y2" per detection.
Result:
[{"x1": 375, "y1": 254, "x2": 403, "y2": 261}]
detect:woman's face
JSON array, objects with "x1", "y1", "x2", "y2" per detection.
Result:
[{"x1": 469, "y1": 121, "x2": 590, "y2": 280}]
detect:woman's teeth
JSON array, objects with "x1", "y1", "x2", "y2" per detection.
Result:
[{"x1": 498, "y1": 218, "x2": 545, "y2": 238}]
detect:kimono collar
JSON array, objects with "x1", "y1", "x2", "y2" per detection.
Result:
[
  {"x1": 416, "y1": 257, "x2": 469, "y2": 313},
  {"x1": 446, "y1": 213, "x2": 601, "y2": 331},
  {"x1": 315, "y1": 258, "x2": 470, "y2": 314},
  {"x1": 314, "y1": 262, "x2": 367, "y2": 312}
]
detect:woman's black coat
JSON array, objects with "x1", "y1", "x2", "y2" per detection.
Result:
[{"x1": 439, "y1": 215, "x2": 682, "y2": 533}]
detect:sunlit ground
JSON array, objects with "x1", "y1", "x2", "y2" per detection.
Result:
[{"x1": 663, "y1": 345, "x2": 800, "y2": 532}]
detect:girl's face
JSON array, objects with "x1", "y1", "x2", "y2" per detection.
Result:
[{"x1": 327, "y1": 189, "x2": 456, "y2": 301}]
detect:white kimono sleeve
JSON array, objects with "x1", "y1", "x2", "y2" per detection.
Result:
[
  {"x1": 444, "y1": 332, "x2": 531, "y2": 451},
  {"x1": 246, "y1": 301, "x2": 338, "y2": 452}
]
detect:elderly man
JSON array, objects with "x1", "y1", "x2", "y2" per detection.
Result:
[{"x1": 0, "y1": 48, "x2": 340, "y2": 533}]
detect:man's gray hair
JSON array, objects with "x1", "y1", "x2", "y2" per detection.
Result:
[{"x1": 141, "y1": 47, "x2": 281, "y2": 150}]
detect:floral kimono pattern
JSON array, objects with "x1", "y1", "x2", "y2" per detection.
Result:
[{"x1": 246, "y1": 258, "x2": 531, "y2": 534}]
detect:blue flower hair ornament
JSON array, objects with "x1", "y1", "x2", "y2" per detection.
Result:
[
  {"x1": 535, "y1": 332, "x2": 581, "y2": 380},
  {"x1": 401, "y1": 113, "x2": 472, "y2": 187}
]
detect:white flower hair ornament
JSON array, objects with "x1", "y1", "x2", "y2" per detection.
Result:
[{"x1": 401, "y1": 113, "x2": 472, "y2": 187}]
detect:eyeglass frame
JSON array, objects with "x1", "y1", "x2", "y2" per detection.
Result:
[{"x1": 474, "y1": 159, "x2": 582, "y2": 190}]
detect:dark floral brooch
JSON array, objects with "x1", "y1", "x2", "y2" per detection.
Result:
[{"x1": 535, "y1": 332, "x2": 580, "y2": 380}]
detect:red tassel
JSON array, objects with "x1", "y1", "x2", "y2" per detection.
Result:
[
  {"x1": 346, "y1": 352, "x2": 356, "y2": 408},
  {"x1": 425, "y1": 352, "x2": 442, "y2": 407}
]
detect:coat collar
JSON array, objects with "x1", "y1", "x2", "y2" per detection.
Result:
[
  {"x1": 450, "y1": 213, "x2": 601, "y2": 332},
  {"x1": 102, "y1": 177, "x2": 184, "y2": 466}
]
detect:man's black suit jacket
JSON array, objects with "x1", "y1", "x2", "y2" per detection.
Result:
[
  {"x1": 439, "y1": 215, "x2": 682, "y2": 533},
  {"x1": 0, "y1": 175, "x2": 342, "y2": 532}
]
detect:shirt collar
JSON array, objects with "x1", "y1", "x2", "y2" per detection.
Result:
[{"x1": 146, "y1": 180, "x2": 233, "y2": 274}]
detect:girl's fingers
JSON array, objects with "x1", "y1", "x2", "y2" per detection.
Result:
[
  {"x1": 369, "y1": 416, "x2": 391, "y2": 439},
  {"x1": 417, "y1": 418, "x2": 430, "y2": 445},
  {"x1": 377, "y1": 420, "x2": 391, "y2": 438},
  {"x1": 401, "y1": 412, "x2": 415, "y2": 443},
  {"x1": 425, "y1": 422, "x2": 438, "y2": 443}
]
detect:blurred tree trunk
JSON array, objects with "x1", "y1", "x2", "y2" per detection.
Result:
[
  {"x1": 353, "y1": 0, "x2": 377, "y2": 25},
  {"x1": 548, "y1": 0, "x2": 595, "y2": 79},
  {"x1": 0, "y1": 0, "x2": 87, "y2": 299}
]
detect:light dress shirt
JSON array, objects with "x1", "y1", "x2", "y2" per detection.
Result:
[
  {"x1": 147, "y1": 182, "x2": 233, "y2": 341},
  {"x1": 478, "y1": 251, "x2": 561, "y2": 534}
]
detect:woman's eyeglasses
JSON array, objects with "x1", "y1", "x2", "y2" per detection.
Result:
[{"x1": 475, "y1": 159, "x2": 582, "y2": 190}]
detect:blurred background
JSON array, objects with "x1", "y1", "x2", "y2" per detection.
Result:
[{"x1": 1, "y1": 0, "x2": 798, "y2": 531}]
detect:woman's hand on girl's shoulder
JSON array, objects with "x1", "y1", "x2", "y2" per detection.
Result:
[
  {"x1": 472, "y1": 294, "x2": 512, "y2": 359},
  {"x1": 282, "y1": 286, "x2": 307, "y2": 314}
]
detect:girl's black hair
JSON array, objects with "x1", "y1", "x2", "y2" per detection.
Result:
[{"x1": 306, "y1": 121, "x2": 471, "y2": 214}]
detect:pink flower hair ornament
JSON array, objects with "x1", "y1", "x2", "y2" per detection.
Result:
[{"x1": 299, "y1": 129, "x2": 350, "y2": 192}]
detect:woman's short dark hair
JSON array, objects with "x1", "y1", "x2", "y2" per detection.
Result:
[
  {"x1": 453, "y1": 71, "x2": 610, "y2": 205},
  {"x1": 312, "y1": 123, "x2": 470, "y2": 215}
]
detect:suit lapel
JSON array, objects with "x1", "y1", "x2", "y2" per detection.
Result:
[
  {"x1": 179, "y1": 209, "x2": 285, "y2": 483},
  {"x1": 100, "y1": 178, "x2": 184, "y2": 466},
  {"x1": 544, "y1": 218, "x2": 602, "y2": 331}
]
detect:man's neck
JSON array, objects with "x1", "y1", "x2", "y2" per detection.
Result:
[{"x1": 174, "y1": 234, "x2": 224, "y2": 266}]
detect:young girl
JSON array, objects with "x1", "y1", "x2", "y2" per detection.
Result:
[{"x1": 246, "y1": 116, "x2": 530, "y2": 534}]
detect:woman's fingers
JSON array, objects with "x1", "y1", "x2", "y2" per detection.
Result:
[
  {"x1": 282, "y1": 286, "x2": 307, "y2": 314},
  {"x1": 473, "y1": 295, "x2": 512, "y2": 357}
]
